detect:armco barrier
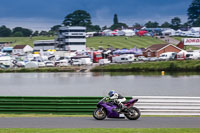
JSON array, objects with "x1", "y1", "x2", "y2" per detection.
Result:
[
  {"x1": 134, "y1": 96, "x2": 200, "y2": 115},
  {"x1": 0, "y1": 96, "x2": 102, "y2": 114},
  {"x1": 0, "y1": 96, "x2": 200, "y2": 115}
]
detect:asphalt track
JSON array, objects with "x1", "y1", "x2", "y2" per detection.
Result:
[{"x1": 0, "y1": 117, "x2": 200, "y2": 128}]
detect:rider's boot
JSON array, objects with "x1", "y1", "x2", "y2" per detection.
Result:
[{"x1": 121, "y1": 104, "x2": 128, "y2": 112}]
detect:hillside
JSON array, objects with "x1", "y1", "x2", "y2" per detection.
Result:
[
  {"x1": 0, "y1": 36, "x2": 165, "y2": 49},
  {"x1": 87, "y1": 36, "x2": 165, "y2": 49}
]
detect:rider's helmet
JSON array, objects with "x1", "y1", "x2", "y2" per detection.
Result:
[{"x1": 108, "y1": 90, "x2": 115, "y2": 97}]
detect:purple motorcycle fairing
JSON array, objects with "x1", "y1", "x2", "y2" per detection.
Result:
[{"x1": 97, "y1": 100, "x2": 120, "y2": 118}]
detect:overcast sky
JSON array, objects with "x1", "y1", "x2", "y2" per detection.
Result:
[{"x1": 0, "y1": 0, "x2": 192, "y2": 31}]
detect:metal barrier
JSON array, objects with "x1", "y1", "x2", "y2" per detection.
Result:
[
  {"x1": 0, "y1": 96, "x2": 200, "y2": 115},
  {"x1": 134, "y1": 96, "x2": 200, "y2": 115}
]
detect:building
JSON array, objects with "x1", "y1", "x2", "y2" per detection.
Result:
[
  {"x1": 12, "y1": 45, "x2": 33, "y2": 55},
  {"x1": 56, "y1": 26, "x2": 86, "y2": 51},
  {"x1": 0, "y1": 42, "x2": 12, "y2": 50},
  {"x1": 143, "y1": 44, "x2": 182, "y2": 57},
  {"x1": 34, "y1": 40, "x2": 56, "y2": 51}
]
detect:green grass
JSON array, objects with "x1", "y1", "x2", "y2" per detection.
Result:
[
  {"x1": 87, "y1": 36, "x2": 165, "y2": 49},
  {"x1": 0, "y1": 128, "x2": 200, "y2": 133},
  {"x1": 0, "y1": 36, "x2": 165, "y2": 49},
  {"x1": 91, "y1": 60, "x2": 200, "y2": 72},
  {"x1": 173, "y1": 37, "x2": 183, "y2": 41},
  {"x1": 0, "y1": 67, "x2": 78, "y2": 73},
  {"x1": 0, "y1": 36, "x2": 54, "y2": 47}
]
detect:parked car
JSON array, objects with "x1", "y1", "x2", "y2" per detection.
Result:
[
  {"x1": 44, "y1": 61, "x2": 54, "y2": 67},
  {"x1": 186, "y1": 51, "x2": 200, "y2": 60},
  {"x1": 159, "y1": 52, "x2": 177, "y2": 61},
  {"x1": 149, "y1": 57, "x2": 159, "y2": 62},
  {"x1": 72, "y1": 59, "x2": 82, "y2": 66},
  {"x1": 112, "y1": 54, "x2": 135, "y2": 63},
  {"x1": 38, "y1": 62, "x2": 46, "y2": 67},
  {"x1": 137, "y1": 56, "x2": 146, "y2": 61},
  {"x1": 81, "y1": 58, "x2": 93, "y2": 65},
  {"x1": 99, "y1": 59, "x2": 111, "y2": 65},
  {"x1": 55, "y1": 60, "x2": 70, "y2": 67}
]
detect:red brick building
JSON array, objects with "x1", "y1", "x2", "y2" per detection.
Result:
[{"x1": 143, "y1": 44, "x2": 182, "y2": 57}]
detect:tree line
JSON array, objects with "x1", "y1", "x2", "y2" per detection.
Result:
[
  {"x1": 0, "y1": 26, "x2": 55, "y2": 37},
  {"x1": 0, "y1": 0, "x2": 199, "y2": 37}
]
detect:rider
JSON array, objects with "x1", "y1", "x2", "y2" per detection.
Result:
[{"x1": 108, "y1": 90, "x2": 127, "y2": 112}]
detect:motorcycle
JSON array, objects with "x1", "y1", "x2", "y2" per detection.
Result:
[{"x1": 93, "y1": 97, "x2": 141, "y2": 120}]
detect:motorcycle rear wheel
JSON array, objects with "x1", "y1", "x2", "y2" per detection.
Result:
[
  {"x1": 125, "y1": 107, "x2": 141, "y2": 120},
  {"x1": 93, "y1": 108, "x2": 107, "y2": 120}
]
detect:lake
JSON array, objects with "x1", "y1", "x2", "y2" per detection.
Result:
[{"x1": 0, "y1": 72, "x2": 199, "y2": 97}]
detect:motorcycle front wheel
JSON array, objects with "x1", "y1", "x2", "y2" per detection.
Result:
[
  {"x1": 93, "y1": 108, "x2": 107, "y2": 120},
  {"x1": 125, "y1": 107, "x2": 141, "y2": 120}
]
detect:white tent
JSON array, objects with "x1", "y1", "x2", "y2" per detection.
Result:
[
  {"x1": 190, "y1": 27, "x2": 200, "y2": 33},
  {"x1": 122, "y1": 29, "x2": 136, "y2": 36},
  {"x1": 162, "y1": 29, "x2": 175, "y2": 35}
]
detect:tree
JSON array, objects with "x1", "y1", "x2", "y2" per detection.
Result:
[
  {"x1": 113, "y1": 14, "x2": 119, "y2": 24},
  {"x1": 187, "y1": 0, "x2": 200, "y2": 26},
  {"x1": 110, "y1": 14, "x2": 128, "y2": 30},
  {"x1": 171, "y1": 17, "x2": 181, "y2": 30},
  {"x1": 181, "y1": 22, "x2": 190, "y2": 30},
  {"x1": 133, "y1": 23, "x2": 142, "y2": 29},
  {"x1": 39, "y1": 31, "x2": 48, "y2": 36},
  {"x1": 145, "y1": 21, "x2": 159, "y2": 28},
  {"x1": 193, "y1": 16, "x2": 200, "y2": 26},
  {"x1": 87, "y1": 25, "x2": 101, "y2": 32},
  {"x1": 63, "y1": 10, "x2": 91, "y2": 26},
  {"x1": 110, "y1": 23, "x2": 128, "y2": 30},
  {"x1": 50, "y1": 25, "x2": 61, "y2": 32},
  {"x1": 48, "y1": 25, "x2": 61, "y2": 36},
  {"x1": 12, "y1": 27, "x2": 32, "y2": 37},
  {"x1": 33, "y1": 31, "x2": 39, "y2": 36},
  {"x1": 63, "y1": 10, "x2": 100, "y2": 32},
  {"x1": 161, "y1": 22, "x2": 171, "y2": 28},
  {"x1": 13, "y1": 32, "x2": 24, "y2": 37},
  {"x1": 102, "y1": 25, "x2": 108, "y2": 31},
  {"x1": 0, "y1": 25, "x2": 11, "y2": 37}
]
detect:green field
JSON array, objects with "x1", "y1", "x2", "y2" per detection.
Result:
[
  {"x1": 0, "y1": 36, "x2": 165, "y2": 49},
  {"x1": 0, "y1": 128, "x2": 199, "y2": 133},
  {"x1": 0, "y1": 36, "x2": 54, "y2": 47},
  {"x1": 87, "y1": 36, "x2": 165, "y2": 49}
]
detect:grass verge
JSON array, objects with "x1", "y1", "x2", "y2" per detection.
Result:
[
  {"x1": 91, "y1": 60, "x2": 200, "y2": 72},
  {"x1": 0, "y1": 67, "x2": 79, "y2": 73},
  {"x1": 0, "y1": 128, "x2": 200, "y2": 133}
]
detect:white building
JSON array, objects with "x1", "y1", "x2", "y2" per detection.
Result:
[
  {"x1": 34, "y1": 40, "x2": 56, "y2": 51},
  {"x1": 12, "y1": 45, "x2": 33, "y2": 55},
  {"x1": 56, "y1": 26, "x2": 86, "y2": 51}
]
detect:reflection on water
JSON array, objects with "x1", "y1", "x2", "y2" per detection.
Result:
[{"x1": 0, "y1": 72, "x2": 200, "y2": 97}]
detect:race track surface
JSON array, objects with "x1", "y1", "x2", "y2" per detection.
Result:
[{"x1": 0, "y1": 117, "x2": 200, "y2": 128}]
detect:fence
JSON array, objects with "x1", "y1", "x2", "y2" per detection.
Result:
[{"x1": 0, "y1": 96, "x2": 200, "y2": 115}]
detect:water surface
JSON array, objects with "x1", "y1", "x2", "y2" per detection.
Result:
[{"x1": 0, "y1": 72, "x2": 199, "y2": 96}]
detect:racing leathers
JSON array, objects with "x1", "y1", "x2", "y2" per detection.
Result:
[{"x1": 109, "y1": 93, "x2": 126, "y2": 111}]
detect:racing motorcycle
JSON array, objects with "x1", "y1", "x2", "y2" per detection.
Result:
[{"x1": 93, "y1": 97, "x2": 140, "y2": 120}]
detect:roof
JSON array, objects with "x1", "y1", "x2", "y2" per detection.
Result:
[
  {"x1": 145, "y1": 44, "x2": 183, "y2": 52},
  {"x1": 146, "y1": 44, "x2": 168, "y2": 52},
  {"x1": 13, "y1": 45, "x2": 26, "y2": 49}
]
